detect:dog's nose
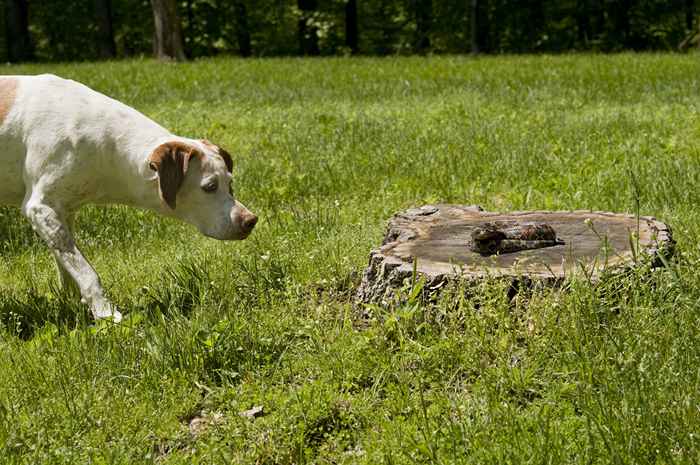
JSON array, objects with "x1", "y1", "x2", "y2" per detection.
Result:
[{"x1": 241, "y1": 214, "x2": 258, "y2": 233}]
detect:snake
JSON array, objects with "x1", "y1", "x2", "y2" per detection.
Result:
[{"x1": 470, "y1": 221, "x2": 564, "y2": 256}]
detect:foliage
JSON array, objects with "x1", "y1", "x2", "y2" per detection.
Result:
[
  {"x1": 0, "y1": 54, "x2": 699, "y2": 463},
  {"x1": 0, "y1": 0, "x2": 698, "y2": 61}
]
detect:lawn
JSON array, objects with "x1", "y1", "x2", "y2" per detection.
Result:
[{"x1": 0, "y1": 54, "x2": 699, "y2": 464}]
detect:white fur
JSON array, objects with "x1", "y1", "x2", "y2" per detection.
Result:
[{"x1": 0, "y1": 74, "x2": 256, "y2": 322}]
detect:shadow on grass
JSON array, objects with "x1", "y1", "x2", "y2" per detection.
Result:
[
  {"x1": 0, "y1": 207, "x2": 40, "y2": 256},
  {"x1": 136, "y1": 257, "x2": 296, "y2": 385},
  {"x1": 141, "y1": 258, "x2": 215, "y2": 319},
  {"x1": 0, "y1": 287, "x2": 87, "y2": 340}
]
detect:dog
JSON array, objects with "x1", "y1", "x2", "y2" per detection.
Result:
[{"x1": 0, "y1": 74, "x2": 257, "y2": 322}]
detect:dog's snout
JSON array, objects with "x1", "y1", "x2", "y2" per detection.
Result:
[
  {"x1": 241, "y1": 213, "x2": 258, "y2": 233},
  {"x1": 230, "y1": 202, "x2": 257, "y2": 239}
]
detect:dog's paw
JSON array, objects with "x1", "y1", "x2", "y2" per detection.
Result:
[{"x1": 91, "y1": 301, "x2": 123, "y2": 323}]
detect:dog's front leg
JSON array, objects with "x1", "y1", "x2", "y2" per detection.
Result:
[
  {"x1": 53, "y1": 212, "x2": 81, "y2": 298},
  {"x1": 23, "y1": 197, "x2": 122, "y2": 322}
]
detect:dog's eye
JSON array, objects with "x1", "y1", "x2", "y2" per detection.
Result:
[{"x1": 202, "y1": 180, "x2": 218, "y2": 193}]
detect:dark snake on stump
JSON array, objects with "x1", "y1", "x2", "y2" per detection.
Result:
[{"x1": 470, "y1": 221, "x2": 564, "y2": 256}]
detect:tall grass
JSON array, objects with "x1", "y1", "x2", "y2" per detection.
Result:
[{"x1": 0, "y1": 54, "x2": 699, "y2": 464}]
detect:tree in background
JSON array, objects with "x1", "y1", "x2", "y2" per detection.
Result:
[
  {"x1": 413, "y1": 0, "x2": 432, "y2": 53},
  {"x1": 298, "y1": 0, "x2": 320, "y2": 55},
  {"x1": 233, "y1": 0, "x2": 252, "y2": 57},
  {"x1": 609, "y1": 0, "x2": 634, "y2": 49},
  {"x1": 686, "y1": 0, "x2": 695, "y2": 29},
  {"x1": 470, "y1": 0, "x2": 479, "y2": 54},
  {"x1": 109, "y1": 0, "x2": 153, "y2": 58},
  {"x1": 475, "y1": 0, "x2": 491, "y2": 53},
  {"x1": 680, "y1": 0, "x2": 700, "y2": 50},
  {"x1": 151, "y1": 0, "x2": 186, "y2": 60},
  {"x1": 94, "y1": 0, "x2": 117, "y2": 59},
  {"x1": 4, "y1": 0, "x2": 33, "y2": 62},
  {"x1": 345, "y1": 0, "x2": 358, "y2": 54},
  {"x1": 0, "y1": 0, "x2": 698, "y2": 61},
  {"x1": 361, "y1": 0, "x2": 406, "y2": 54},
  {"x1": 524, "y1": 0, "x2": 544, "y2": 50},
  {"x1": 575, "y1": 0, "x2": 592, "y2": 47}
]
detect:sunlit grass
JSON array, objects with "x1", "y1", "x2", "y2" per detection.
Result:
[{"x1": 0, "y1": 54, "x2": 699, "y2": 464}]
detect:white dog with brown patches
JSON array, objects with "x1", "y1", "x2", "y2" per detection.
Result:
[{"x1": 0, "y1": 74, "x2": 258, "y2": 322}]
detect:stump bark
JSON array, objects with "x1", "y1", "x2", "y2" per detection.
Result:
[{"x1": 357, "y1": 205, "x2": 674, "y2": 304}]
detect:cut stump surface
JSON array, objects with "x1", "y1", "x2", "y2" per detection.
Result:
[{"x1": 357, "y1": 204, "x2": 674, "y2": 303}]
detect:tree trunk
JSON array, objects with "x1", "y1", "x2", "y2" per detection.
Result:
[
  {"x1": 94, "y1": 0, "x2": 116, "y2": 59},
  {"x1": 345, "y1": 0, "x2": 358, "y2": 54},
  {"x1": 685, "y1": 0, "x2": 694, "y2": 31},
  {"x1": 678, "y1": 12, "x2": 700, "y2": 51},
  {"x1": 151, "y1": 0, "x2": 186, "y2": 61},
  {"x1": 575, "y1": 0, "x2": 591, "y2": 47},
  {"x1": 4, "y1": 0, "x2": 33, "y2": 62},
  {"x1": 185, "y1": 0, "x2": 193, "y2": 57},
  {"x1": 377, "y1": 0, "x2": 393, "y2": 54},
  {"x1": 298, "y1": 0, "x2": 319, "y2": 55},
  {"x1": 414, "y1": 0, "x2": 432, "y2": 53},
  {"x1": 611, "y1": 0, "x2": 633, "y2": 48},
  {"x1": 526, "y1": 0, "x2": 544, "y2": 51},
  {"x1": 593, "y1": 0, "x2": 605, "y2": 40},
  {"x1": 476, "y1": 0, "x2": 490, "y2": 53},
  {"x1": 233, "y1": 0, "x2": 252, "y2": 57},
  {"x1": 470, "y1": 0, "x2": 479, "y2": 54}
]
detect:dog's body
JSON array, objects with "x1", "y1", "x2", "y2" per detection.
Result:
[{"x1": 0, "y1": 74, "x2": 257, "y2": 322}]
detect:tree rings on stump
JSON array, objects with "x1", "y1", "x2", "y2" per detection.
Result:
[{"x1": 356, "y1": 204, "x2": 674, "y2": 304}]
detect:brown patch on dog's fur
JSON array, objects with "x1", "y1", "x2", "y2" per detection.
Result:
[
  {"x1": 200, "y1": 139, "x2": 233, "y2": 173},
  {"x1": 148, "y1": 141, "x2": 202, "y2": 209},
  {"x1": 0, "y1": 77, "x2": 18, "y2": 125},
  {"x1": 200, "y1": 139, "x2": 216, "y2": 150}
]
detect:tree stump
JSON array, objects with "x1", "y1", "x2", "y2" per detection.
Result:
[{"x1": 357, "y1": 205, "x2": 674, "y2": 304}]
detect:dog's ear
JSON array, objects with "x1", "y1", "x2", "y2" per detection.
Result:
[
  {"x1": 218, "y1": 146, "x2": 233, "y2": 173},
  {"x1": 200, "y1": 139, "x2": 233, "y2": 173},
  {"x1": 148, "y1": 142, "x2": 199, "y2": 209}
]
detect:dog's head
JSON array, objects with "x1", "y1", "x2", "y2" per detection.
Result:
[{"x1": 147, "y1": 140, "x2": 257, "y2": 240}]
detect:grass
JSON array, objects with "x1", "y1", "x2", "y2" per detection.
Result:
[{"x1": 0, "y1": 53, "x2": 699, "y2": 464}]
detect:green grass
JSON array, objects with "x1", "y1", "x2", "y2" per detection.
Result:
[{"x1": 1, "y1": 54, "x2": 699, "y2": 464}]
